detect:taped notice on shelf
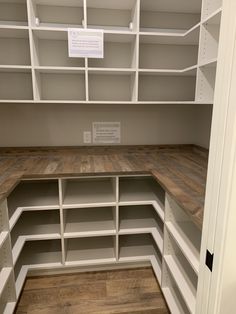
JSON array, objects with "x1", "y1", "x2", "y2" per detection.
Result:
[
  {"x1": 93, "y1": 122, "x2": 121, "y2": 144},
  {"x1": 68, "y1": 29, "x2": 104, "y2": 58}
]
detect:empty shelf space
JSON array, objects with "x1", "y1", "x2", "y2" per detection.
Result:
[
  {"x1": 164, "y1": 255, "x2": 197, "y2": 313},
  {"x1": 0, "y1": 28, "x2": 30, "y2": 66},
  {"x1": 87, "y1": 0, "x2": 138, "y2": 32},
  {"x1": 0, "y1": 70, "x2": 33, "y2": 100},
  {"x1": 62, "y1": 177, "x2": 116, "y2": 206},
  {"x1": 0, "y1": 271, "x2": 15, "y2": 314},
  {"x1": 0, "y1": 0, "x2": 28, "y2": 26},
  {"x1": 30, "y1": 0, "x2": 84, "y2": 28},
  {"x1": 140, "y1": 0, "x2": 201, "y2": 33},
  {"x1": 119, "y1": 233, "x2": 161, "y2": 261},
  {"x1": 65, "y1": 236, "x2": 116, "y2": 264},
  {"x1": 15, "y1": 239, "x2": 63, "y2": 267},
  {"x1": 64, "y1": 207, "x2": 116, "y2": 237},
  {"x1": 88, "y1": 72, "x2": 136, "y2": 101},
  {"x1": 88, "y1": 33, "x2": 137, "y2": 69},
  {"x1": 10, "y1": 210, "x2": 61, "y2": 248},
  {"x1": 35, "y1": 71, "x2": 86, "y2": 101},
  {"x1": 119, "y1": 176, "x2": 165, "y2": 208},
  {"x1": 32, "y1": 30, "x2": 85, "y2": 67},
  {"x1": 7, "y1": 180, "x2": 59, "y2": 221},
  {"x1": 119, "y1": 204, "x2": 164, "y2": 232},
  {"x1": 139, "y1": 40, "x2": 198, "y2": 70},
  {"x1": 166, "y1": 221, "x2": 201, "y2": 273},
  {"x1": 138, "y1": 73, "x2": 196, "y2": 101},
  {"x1": 162, "y1": 268, "x2": 191, "y2": 314}
]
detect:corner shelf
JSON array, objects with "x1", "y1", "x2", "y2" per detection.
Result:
[
  {"x1": 140, "y1": 0, "x2": 201, "y2": 34},
  {"x1": 7, "y1": 180, "x2": 60, "y2": 228}
]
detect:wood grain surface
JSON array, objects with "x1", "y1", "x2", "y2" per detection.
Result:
[
  {"x1": 15, "y1": 267, "x2": 170, "y2": 314},
  {"x1": 0, "y1": 145, "x2": 208, "y2": 228}
]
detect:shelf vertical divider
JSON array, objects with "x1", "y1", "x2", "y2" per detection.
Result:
[
  {"x1": 115, "y1": 177, "x2": 119, "y2": 261},
  {"x1": 27, "y1": 0, "x2": 39, "y2": 101},
  {"x1": 134, "y1": 0, "x2": 140, "y2": 102},
  {"x1": 59, "y1": 179, "x2": 66, "y2": 265},
  {"x1": 84, "y1": 0, "x2": 89, "y2": 102}
]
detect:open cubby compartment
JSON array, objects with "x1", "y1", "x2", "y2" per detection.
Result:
[
  {"x1": 88, "y1": 71, "x2": 136, "y2": 102},
  {"x1": 29, "y1": 0, "x2": 84, "y2": 28},
  {"x1": 87, "y1": 0, "x2": 138, "y2": 32},
  {"x1": 0, "y1": 28, "x2": 30, "y2": 66},
  {"x1": 35, "y1": 69, "x2": 86, "y2": 101},
  {"x1": 65, "y1": 235, "x2": 116, "y2": 264},
  {"x1": 32, "y1": 29, "x2": 85, "y2": 67},
  {"x1": 195, "y1": 63, "x2": 217, "y2": 103},
  {"x1": 15, "y1": 239, "x2": 63, "y2": 268},
  {"x1": 119, "y1": 176, "x2": 165, "y2": 212},
  {"x1": 164, "y1": 230, "x2": 198, "y2": 313},
  {"x1": 63, "y1": 206, "x2": 116, "y2": 237},
  {"x1": 7, "y1": 180, "x2": 59, "y2": 224},
  {"x1": 0, "y1": 0, "x2": 28, "y2": 26},
  {"x1": 202, "y1": 0, "x2": 222, "y2": 20},
  {"x1": 88, "y1": 33, "x2": 137, "y2": 69},
  {"x1": 139, "y1": 35, "x2": 198, "y2": 70},
  {"x1": 61, "y1": 177, "x2": 116, "y2": 207},
  {"x1": 0, "y1": 68, "x2": 33, "y2": 100},
  {"x1": 165, "y1": 195, "x2": 202, "y2": 274},
  {"x1": 0, "y1": 270, "x2": 16, "y2": 314},
  {"x1": 162, "y1": 262, "x2": 191, "y2": 314},
  {"x1": 140, "y1": 0, "x2": 201, "y2": 33},
  {"x1": 119, "y1": 233, "x2": 162, "y2": 279},
  {"x1": 138, "y1": 72, "x2": 196, "y2": 101},
  {"x1": 199, "y1": 14, "x2": 221, "y2": 64},
  {"x1": 10, "y1": 209, "x2": 61, "y2": 249},
  {"x1": 119, "y1": 204, "x2": 164, "y2": 233}
]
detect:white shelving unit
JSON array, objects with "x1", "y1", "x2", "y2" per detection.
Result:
[
  {"x1": 0, "y1": 173, "x2": 205, "y2": 313},
  {"x1": 0, "y1": 0, "x2": 221, "y2": 104}
]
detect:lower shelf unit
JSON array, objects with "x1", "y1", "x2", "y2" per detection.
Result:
[{"x1": 0, "y1": 175, "x2": 201, "y2": 314}]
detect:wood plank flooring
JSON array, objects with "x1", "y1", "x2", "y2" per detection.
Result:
[{"x1": 15, "y1": 268, "x2": 170, "y2": 314}]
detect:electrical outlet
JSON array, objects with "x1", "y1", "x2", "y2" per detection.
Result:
[{"x1": 83, "y1": 131, "x2": 91, "y2": 144}]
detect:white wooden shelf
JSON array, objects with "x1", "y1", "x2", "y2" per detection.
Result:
[
  {"x1": 65, "y1": 236, "x2": 116, "y2": 265},
  {"x1": 164, "y1": 254, "x2": 197, "y2": 313},
  {"x1": 0, "y1": 267, "x2": 12, "y2": 298},
  {"x1": 10, "y1": 210, "x2": 60, "y2": 248},
  {"x1": 201, "y1": 0, "x2": 222, "y2": 20},
  {"x1": 86, "y1": 0, "x2": 138, "y2": 32},
  {"x1": 30, "y1": 0, "x2": 84, "y2": 28},
  {"x1": 7, "y1": 180, "x2": 59, "y2": 224},
  {"x1": 0, "y1": 0, "x2": 28, "y2": 27},
  {"x1": 62, "y1": 178, "x2": 116, "y2": 207},
  {"x1": 64, "y1": 206, "x2": 116, "y2": 237},
  {"x1": 166, "y1": 221, "x2": 201, "y2": 274},
  {"x1": 140, "y1": 0, "x2": 201, "y2": 35},
  {"x1": 119, "y1": 176, "x2": 165, "y2": 208},
  {"x1": 15, "y1": 239, "x2": 63, "y2": 267},
  {"x1": 119, "y1": 205, "x2": 164, "y2": 252}
]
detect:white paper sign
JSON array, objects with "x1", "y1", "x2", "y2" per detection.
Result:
[
  {"x1": 68, "y1": 29, "x2": 104, "y2": 58},
  {"x1": 93, "y1": 122, "x2": 121, "y2": 144}
]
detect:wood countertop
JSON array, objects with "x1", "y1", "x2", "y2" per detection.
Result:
[{"x1": 0, "y1": 145, "x2": 208, "y2": 229}]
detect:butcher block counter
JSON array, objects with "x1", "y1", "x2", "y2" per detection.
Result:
[{"x1": 0, "y1": 145, "x2": 208, "y2": 229}]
